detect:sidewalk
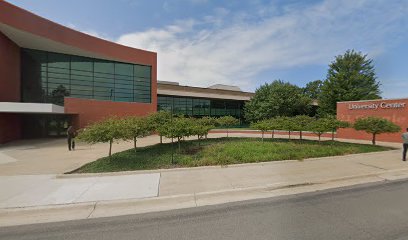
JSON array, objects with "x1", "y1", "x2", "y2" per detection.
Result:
[{"x1": 0, "y1": 134, "x2": 406, "y2": 226}]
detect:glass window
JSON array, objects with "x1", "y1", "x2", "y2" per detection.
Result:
[
  {"x1": 48, "y1": 53, "x2": 70, "y2": 69},
  {"x1": 21, "y1": 48, "x2": 152, "y2": 104},
  {"x1": 71, "y1": 56, "x2": 93, "y2": 72},
  {"x1": 115, "y1": 63, "x2": 133, "y2": 76},
  {"x1": 134, "y1": 65, "x2": 151, "y2": 78},
  {"x1": 94, "y1": 60, "x2": 114, "y2": 74}
]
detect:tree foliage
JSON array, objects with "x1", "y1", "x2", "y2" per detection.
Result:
[
  {"x1": 122, "y1": 116, "x2": 151, "y2": 151},
  {"x1": 217, "y1": 116, "x2": 239, "y2": 137},
  {"x1": 354, "y1": 116, "x2": 400, "y2": 145},
  {"x1": 292, "y1": 115, "x2": 314, "y2": 140},
  {"x1": 77, "y1": 117, "x2": 125, "y2": 157},
  {"x1": 192, "y1": 117, "x2": 216, "y2": 144},
  {"x1": 318, "y1": 50, "x2": 381, "y2": 115},
  {"x1": 303, "y1": 80, "x2": 323, "y2": 99},
  {"x1": 148, "y1": 111, "x2": 172, "y2": 143},
  {"x1": 244, "y1": 80, "x2": 312, "y2": 122},
  {"x1": 157, "y1": 116, "x2": 195, "y2": 151},
  {"x1": 308, "y1": 118, "x2": 330, "y2": 142},
  {"x1": 250, "y1": 120, "x2": 270, "y2": 142},
  {"x1": 323, "y1": 115, "x2": 350, "y2": 140}
]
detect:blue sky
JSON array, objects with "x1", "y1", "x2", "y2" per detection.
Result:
[{"x1": 8, "y1": 0, "x2": 408, "y2": 98}]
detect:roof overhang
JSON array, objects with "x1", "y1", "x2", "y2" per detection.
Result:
[
  {"x1": 157, "y1": 89, "x2": 251, "y2": 101},
  {"x1": 0, "y1": 102, "x2": 66, "y2": 114},
  {"x1": 0, "y1": 1, "x2": 156, "y2": 66},
  {"x1": 0, "y1": 22, "x2": 119, "y2": 62}
]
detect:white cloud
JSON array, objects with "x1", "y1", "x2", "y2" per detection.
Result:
[{"x1": 116, "y1": 0, "x2": 408, "y2": 91}]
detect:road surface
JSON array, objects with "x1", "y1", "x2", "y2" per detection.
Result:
[{"x1": 2, "y1": 179, "x2": 408, "y2": 240}]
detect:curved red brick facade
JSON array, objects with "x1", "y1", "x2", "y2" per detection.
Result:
[
  {"x1": 337, "y1": 99, "x2": 408, "y2": 143},
  {"x1": 0, "y1": 1, "x2": 157, "y2": 143}
]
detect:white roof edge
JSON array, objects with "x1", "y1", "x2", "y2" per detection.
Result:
[
  {"x1": 0, "y1": 102, "x2": 65, "y2": 114},
  {"x1": 337, "y1": 98, "x2": 408, "y2": 104},
  {"x1": 157, "y1": 89, "x2": 251, "y2": 101}
]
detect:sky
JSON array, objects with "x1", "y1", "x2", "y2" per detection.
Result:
[{"x1": 8, "y1": 0, "x2": 408, "y2": 98}]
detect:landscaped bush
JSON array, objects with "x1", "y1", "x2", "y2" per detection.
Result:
[
  {"x1": 77, "y1": 117, "x2": 125, "y2": 157},
  {"x1": 250, "y1": 115, "x2": 350, "y2": 142},
  {"x1": 217, "y1": 116, "x2": 240, "y2": 137},
  {"x1": 354, "y1": 116, "x2": 401, "y2": 145},
  {"x1": 148, "y1": 111, "x2": 172, "y2": 144},
  {"x1": 122, "y1": 116, "x2": 151, "y2": 152}
]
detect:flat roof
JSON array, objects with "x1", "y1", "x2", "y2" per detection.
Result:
[
  {"x1": 337, "y1": 98, "x2": 408, "y2": 103},
  {"x1": 0, "y1": 102, "x2": 66, "y2": 114},
  {"x1": 157, "y1": 81, "x2": 254, "y2": 101}
]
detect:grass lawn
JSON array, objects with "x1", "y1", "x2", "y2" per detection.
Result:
[{"x1": 71, "y1": 138, "x2": 393, "y2": 173}]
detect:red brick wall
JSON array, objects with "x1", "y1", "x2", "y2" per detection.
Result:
[
  {"x1": 64, "y1": 97, "x2": 157, "y2": 129},
  {"x1": 0, "y1": 114, "x2": 21, "y2": 144},
  {"x1": 0, "y1": 32, "x2": 20, "y2": 102},
  {"x1": 337, "y1": 99, "x2": 408, "y2": 143},
  {"x1": 0, "y1": 32, "x2": 21, "y2": 144}
]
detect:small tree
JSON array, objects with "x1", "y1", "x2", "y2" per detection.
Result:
[
  {"x1": 251, "y1": 120, "x2": 270, "y2": 142},
  {"x1": 123, "y1": 116, "x2": 151, "y2": 152},
  {"x1": 292, "y1": 115, "x2": 314, "y2": 140},
  {"x1": 269, "y1": 117, "x2": 286, "y2": 139},
  {"x1": 308, "y1": 118, "x2": 330, "y2": 142},
  {"x1": 157, "y1": 116, "x2": 195, "y2": 151},
  {"x1": 192, "y1": 118, "x2": 215, "y2": 145},
  {"x1": 198, "y1": 117, "x2": 217, "y2": 139},
  {"x1": 148, "y1": 111, "x2": 171, "y2": 144},
  {"x1": 77, "y1": 117, "x2": 124, "y2": 157},
  {"x1": 354, "y1": 116, "x2": 401, "y2": 145},
  {"x1": 280, "y1": 117, "x2": 296, "y2": 140},
  {"x1": 217, "y1": 116, "x2": 239, "y2": 137},
  {"x1": 323, "y1": 115, "x2": 350, "y2": 141}
]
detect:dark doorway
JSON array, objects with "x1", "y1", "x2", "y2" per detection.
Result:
[{"x1": 21, "y1": 114, "x2": 72, "y2": 139}]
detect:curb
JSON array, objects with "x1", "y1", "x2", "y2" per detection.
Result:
[{"x1": 2, "y1": 168, "x2": 408, "y2": 227}]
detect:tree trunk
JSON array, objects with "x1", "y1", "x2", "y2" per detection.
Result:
[
  {"x1": 300, "y1": 131, "x2": 303, "y2": 140},
  {"x1": 318, "y1": 135, "x2": 321, "y2": 142},
  {"x1": 227, "y1": 128, "x2": 229, "y2": 138},
  {"x1": 178, "y1": 137, "x2": 181, "y2": 151},
  {"x1": 262, "y1": 132, "x2": 264, "y2": 142},
  {"x1": 332, "y1": 131, "x2": 335, "y2": 141},
  {"x1": 372, "y1": 133, "x2": 376, "y2": 145},
  {"x1": 160, "y1": 135, "x2": 163, "y2": 144},
  {"x1": 133, "y1": 136, "x2": 137, "y2": 152},
  {"x1": 272, "y1": 130, "x2": 274, "y2": 139},
  {"x1": 289, "y1": 131, "x2": 291, "y2": 140},
  {"x1": 109, "y1": 139, "x2": 113, "y2": 157}
]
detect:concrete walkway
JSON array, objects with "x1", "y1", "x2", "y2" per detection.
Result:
[
  {"x1": 0, "y1": 133, "x2": 407, "y2": 226},
  {"x1": 0, "y1": 174, "x2": 160, "y2": 208}
]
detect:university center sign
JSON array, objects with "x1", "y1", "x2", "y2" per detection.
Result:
[{"x1": 348, "y1": 102, "x2": 406, "y2": 110}]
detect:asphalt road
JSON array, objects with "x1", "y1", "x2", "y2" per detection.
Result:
[{"x1": 3, "y1": 179, "x2": 408, "y2": 240}]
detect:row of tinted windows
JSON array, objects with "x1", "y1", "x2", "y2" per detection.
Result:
[
  {"x1": 158, "y1": 95, "x2": 243, "y2": 117},
  {"x1": 21, "y1": 49, "x2": 151, "y2": 105}
]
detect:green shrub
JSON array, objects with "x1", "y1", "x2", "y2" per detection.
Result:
[{"x1": 354, "y1": 116, "x2": 401, "y2": 145}]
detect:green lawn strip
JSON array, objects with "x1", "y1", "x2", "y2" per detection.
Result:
[{"x1": 71, "y1": 138, "x2": 393, "y2": 173}]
